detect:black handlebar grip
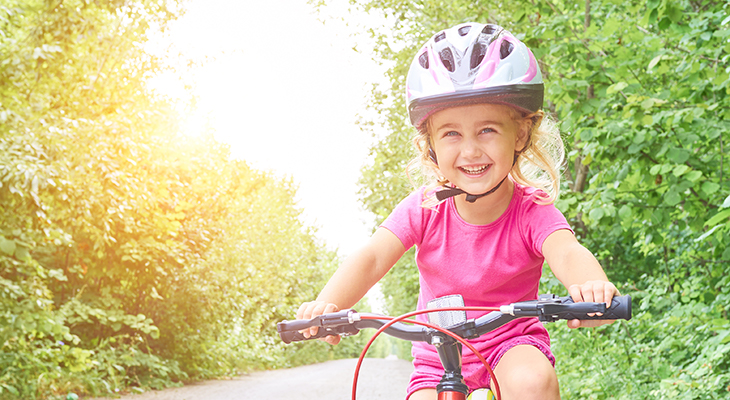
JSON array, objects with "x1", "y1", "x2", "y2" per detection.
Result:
[
  {"x1": 278, "y1": 328, "x2": 337, "y2": 344},
  {"x1": 277, "y1": 317, "x2": 361, "y2": 344},
  {"x1": 278, "y1": 318, "x2": 320, "y2": 332},
  {"x1": 560, "y1": 295, "x2": 632, "y2": 321},
  {"x1": 279, "y1": 329, "x2": 306, "y2": 344}
]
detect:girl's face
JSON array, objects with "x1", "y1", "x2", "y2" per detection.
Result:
[{"x1": 429, "y1": 103, "x2": 527, "y2": 198}]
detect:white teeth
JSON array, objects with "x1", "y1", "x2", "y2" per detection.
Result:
[{"x1": 460, "y1": 165, "x2": 489, "y2": 174}]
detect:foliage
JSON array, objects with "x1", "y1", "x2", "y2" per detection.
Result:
[
  {"x1": 542, "y1": 270, "x2": 730, "y2": 399},
  {"x1": 322, "y1": 0, "x2": 730, "y2": 398},
  {"x1": 0, "y1": 0, "x2": 351, "y2": 398}
]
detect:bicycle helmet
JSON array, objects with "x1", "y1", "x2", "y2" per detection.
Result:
[{"x1": 406, "y1": 22, "x2": 544, "y2": 128}]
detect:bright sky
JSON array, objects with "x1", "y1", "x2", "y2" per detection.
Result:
[{"x1": 151, "y1": 0, "x2": 390, "y2": 256}]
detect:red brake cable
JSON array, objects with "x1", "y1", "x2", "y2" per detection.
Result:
[{"x1": 350, "y1": 307, "x2": 502, "y2": 400}]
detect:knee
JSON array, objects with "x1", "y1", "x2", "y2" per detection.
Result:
[
  {"x1": 492, "y1": 346, "x2": 560, "y2": 400},
  {"x1": 497, "y1": 363, "x2": 558, "y2": 399}
]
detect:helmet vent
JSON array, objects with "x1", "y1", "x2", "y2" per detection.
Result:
[
  {"x1": 482, "y1": 24, "x2": 498, "y2": 35},
  {"x1": 434, "y1": 32, "x2": 446, "y2": 42},
  {"x1": 500, "y1": 40, "x2": 514, "y2": 59},
  {"x1": 440, "y1": 48, "x2": 455, "y2": 72},
  {"x1": 458, "y1": 25, "x2": 471, "y2": 36},
  {"x1": 470, "y1": 44, "x2": 487, "y2": 69},
  {"x1": 418, "y1": 52, "x2": 429, "y2": 69}
]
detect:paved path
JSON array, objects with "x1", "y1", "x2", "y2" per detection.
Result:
[{"x1": 89, "y1": 357, "x2": 414, "y2": 400}]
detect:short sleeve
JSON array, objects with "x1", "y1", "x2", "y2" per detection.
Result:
[
  {"x1": 379, "y1": 189, "x2": 427, "y2": 251},
  {"x1": 521, "y1": 199, "x2": 572, "y2": 258}
]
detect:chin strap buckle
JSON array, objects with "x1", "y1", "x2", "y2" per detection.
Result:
[{"x1": 434, "y1": 175, "x2": 509, "y2": 203}]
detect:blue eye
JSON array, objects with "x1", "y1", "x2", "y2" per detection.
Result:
[
  {"x1": 480, "y1": 128, "x2": 495, "y2": 134},
  {"x1": 444, "y1": 131, "x2": 460, "y2": 137}
]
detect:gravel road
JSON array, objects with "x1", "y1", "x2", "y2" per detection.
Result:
[{"x1": 89, "y1": 357, "x2": 414, "y2": 400}]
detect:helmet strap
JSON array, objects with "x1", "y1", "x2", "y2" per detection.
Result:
[{"x1": 434, "y1": 154, "x2": 520, "y2": 204}]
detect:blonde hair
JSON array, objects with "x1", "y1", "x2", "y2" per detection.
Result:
[{"x1": 407, "y1": 106, "x2": 565, "y2": 208}]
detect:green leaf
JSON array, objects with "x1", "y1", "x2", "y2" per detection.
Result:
[
  {"x1": 648, "y1": 54, "x2": 663, "y2": 70},
  {"x1": 668, "y1": 148, "x2": 690, "y2": 163},
  {"x1": 685, "y1": 170, "x2": 703, "y2": 182},
  {"x1": 618, "y1": 205, "x2": 632, "y2": 220},
  {"x1": 628, "y1": 143, "x2": 643, "y2": 154},
  {"x1": 0, "y1": 237, "x2": 16, "y2": 256},
  {"x1": 633, "y1": 131, "x2": 646, "y2": 144},
  {"x1": 667, "y1": 5, "x2": 683, "y2": 22},
  {"x1": 14, "y1": 246, "x2": 30, "y2": 261},
  {"x1": 589, "y1": 207, "x2": 605, "y2": 221},
  {"x1": 658, "y1": 17, "x2": 671, "y2": 30},
  {"x1": 607, "y1": 82, "x2": 629, "y2": 94},
  {"x1": 696, "y1": 225, "x2": 720, "y2": 241},
  {"x1": 672, "y1": 165, "x2": 690, "y2": 177},
  {"x1": 664, "y1": 190, "x2": 682, "y2": 206},
  {"x1": 1, "y1": 384, "x2": 19, "y2": 396},
  {"x1": 702, "y1": 181, "x2": 720, "y2": 195},
  {"x1": 705, "y1": 209, "x2": 730, "y2": 227}
]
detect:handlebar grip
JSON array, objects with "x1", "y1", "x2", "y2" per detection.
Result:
[
  {"x1": 278, "y1": 328, "x2": 337, "y2": 344},
  {"x1": 279, "y1": 329, "x2": 307, "y2": 344},
  {"x1": 560, "y1": 295, "x2": 632, "y2": 321},
  {"x1": 277, "y1": 312, "x2": 361, "y2": 344},
  {"x1": 278, "y1": 318, "x2": 320, "y2": 332}
]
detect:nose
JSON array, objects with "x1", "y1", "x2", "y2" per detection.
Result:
[{"x1": 460, "y1": 136, "x2": 482, "y2": 159}]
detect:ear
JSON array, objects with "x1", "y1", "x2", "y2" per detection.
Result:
[{"x1": 514, "y1": 118, "x2": 532, "y2": 153}]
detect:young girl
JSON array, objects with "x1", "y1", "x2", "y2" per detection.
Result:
[{"x1": 297, "y1": 22, "x2": 619, "y2": 400}]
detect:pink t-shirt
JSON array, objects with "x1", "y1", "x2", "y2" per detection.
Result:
[{"x1": 381, "y1": 183, "x2": 572, "y2": 362}]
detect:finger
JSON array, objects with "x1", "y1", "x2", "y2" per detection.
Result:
[
  {"x1": 308, "y1": 303, "x2": 329, "y2": 337},
  {"x1": 576, "y1": 283, "x2": 599, "y2": 316},
  {"x1": 323, "y1": 335, "x2": 341, "y2": 345},
  {"x1": 590, "y1": 283, "x2": 606, "y2": 317},
  {"x1": 296, "y1": 302, "x2": 313, "y2": 338},
  {"x1": 595, "y1": 282, "x2": 609, "y2": 309},
  {"x1": 578, "y1": 320, "x2": 597, "y2": 328},
  {"x1": 567, "y1": 319, "x2": 580, "y2": 329},
  {"x1": 579, "y1": 319, "x2": 616, "y2": 328},
  {"x1": 581, "y1": 283, "x2": 596, "y2": 303},
  {"x1": 296, "y1": 302, "x2": 311, "y2": 320},
  {"x1": 604, "y1": 282, "x2": 620, "y2": 309},
  {"x1": 312, "y1": 301, "x2": 329, "y2": 317},
  {"x1": 568, "y1": 284, "x2": 583, "y2": 303},
  {"x1": 323, "y1": 303, "x2": 340, "y2": 314},
  {"x1": 298, "y1": 302, "x2": 323, "y2": 338}
]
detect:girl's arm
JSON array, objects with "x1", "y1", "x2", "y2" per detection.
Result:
[
  {"x1": 296, "y1": 227, "x2": 406, "y2": 344},
  {"x1": 542, "y1": 229, "x2": 620, "y2": 329}
]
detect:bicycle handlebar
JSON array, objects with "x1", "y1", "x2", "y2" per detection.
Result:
[{"x1": 277, "y1": 294, "x2": 631, "y2": 344}]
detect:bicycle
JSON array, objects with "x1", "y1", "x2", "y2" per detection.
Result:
[{"x1": 277, "y1": 293, "x2": 632, "y2": 400}]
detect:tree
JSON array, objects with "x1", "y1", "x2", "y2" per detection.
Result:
[
  {"x1": 0, "y1": 1, "x2": 345, "y2": 398},
  {"x1": 329, "y1": 0, "x2": 730, "y2": 397}
]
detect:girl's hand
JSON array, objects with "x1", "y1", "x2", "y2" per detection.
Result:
[
  {"x1": 566, "y1": 280, "x2": 620, "y2": 329},
  {"x1": 296, "y1": 301, "x2": 341, "y2": 345}
]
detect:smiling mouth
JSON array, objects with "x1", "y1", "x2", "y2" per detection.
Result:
[{"x1": 459, "y1": 165, "x2": 490, "y2": 175}]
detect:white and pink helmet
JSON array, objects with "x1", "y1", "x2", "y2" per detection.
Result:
[{"x1": 406, "y1": 23, "x2": 544, "y2": 128}]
